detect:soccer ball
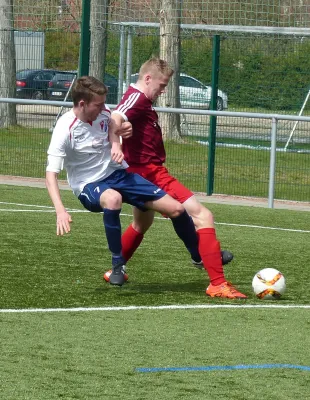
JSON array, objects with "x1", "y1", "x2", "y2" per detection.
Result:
[{"x1": 252, "y1": 268, "x2": 286, "y2": 299}]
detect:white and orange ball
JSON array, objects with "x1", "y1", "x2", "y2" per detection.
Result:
[{"x1": 252, "y1": 268, "x2": 286, "y2": 299}]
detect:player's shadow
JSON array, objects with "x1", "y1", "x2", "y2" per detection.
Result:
[{"x1": 94, "y1": 280, "x2": 206, "y2": 295}]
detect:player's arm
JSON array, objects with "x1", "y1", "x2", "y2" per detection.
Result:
[
  {"x1": 46, "y1": 157, "x2": 72, "y2": 236},
  {"x1": 112, "y1": 113, "x2": 132, "y2": 139},
  {"x1": 108, "y1": 118, "x2": 124, "y2": 164}
]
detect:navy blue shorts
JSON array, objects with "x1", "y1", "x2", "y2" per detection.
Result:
[{"x1": 78, "y1": 169, "x2": 166, "y2": 212}]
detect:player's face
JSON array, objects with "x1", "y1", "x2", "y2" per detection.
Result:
[
  {"x1": 145, "y1": 73, "x2": 170, "y2": 102},
  {"x1": 82, "y1": 94, "x2": 106, "y2": 121}
]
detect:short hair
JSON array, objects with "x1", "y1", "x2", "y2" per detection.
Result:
[
  {"x1": 71, "y1": 76, "x2": 107, "y2": 106},
  {"x1": 138, "y1": 57, "x2": 174, "y2": 80}
]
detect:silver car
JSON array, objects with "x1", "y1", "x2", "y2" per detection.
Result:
[
  {"x1": 179, "y1": 73, "x2": 228, "y2": 110},
  {"x1": 124, "y1": 72, "x2": 228, "y2": 110}
]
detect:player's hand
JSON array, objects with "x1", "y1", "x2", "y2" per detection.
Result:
[
  {"x1": 111, "y1": 143, "x2": 124, "y2": 164},
  {"x1": 119, "y1": 121, "x2": 132, "y2": 139},
  {"x1": 56, "y1": 210, "x2": 72, "y2": 236}
]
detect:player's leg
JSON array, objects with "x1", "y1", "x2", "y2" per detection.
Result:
[
  {"x1": 104, "y1": 207, "x2": 155, "y2": 283},
  {"x1": 183, "y1": 196, "x2": 246, "y2": 299},
  {"x1": 122, "y1": 207, "x2": 155, "y2": 262},
  {"x1": 108, "y1": 170, "x2": 195, "y2": 266},
  {"x1": 105, "y1": 195, "x2": 195, "y2": 283},
  {"x1": 142, "y1": 165, "x2": 234, "y2": 269},
  {"x1": 144, "y1": 194, "x2": 209, "y2": 260},
  {"x1": 79, "y1": 182, "x2": 126, "y2": 286}
]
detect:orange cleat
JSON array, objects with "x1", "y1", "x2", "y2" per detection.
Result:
[
  {"x1": 103, "y1": 269, "x2": 129, "y2": 283},
  {"x1": 206, "y1": 281, "x2": 247, "y2": 299}
]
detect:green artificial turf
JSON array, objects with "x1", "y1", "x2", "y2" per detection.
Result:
[{"x1": 1, "y1": 184, "x2": 310, "y2": 399}]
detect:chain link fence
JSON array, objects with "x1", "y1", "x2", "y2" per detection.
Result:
[{"x1": 0, "y1": 1, "x2": 309, "y2": 202}]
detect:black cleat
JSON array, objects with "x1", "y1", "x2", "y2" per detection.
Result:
[
  {"x1": 221, "y1": 250, "x2": 234, "y2": 265},
  {"x1": 192, "y1": 250, "x2": 234, "y2": 269},
  {"x1": 109, "y1": 263, "x2": 126, "y2": 286}
]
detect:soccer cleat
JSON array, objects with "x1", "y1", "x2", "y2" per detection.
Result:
[
  {"x1": 192, "y1": 250, "x2": 234, "y2": 269},
  {"x1": 104, "y1": 265, "x2": 128, "y2": 284},
  {"x1": 108, "y1": 263, "x2": 127, "y2": 286},
  {"x1": 206, "y1": 281, "x2": 247, "y2": 299}
]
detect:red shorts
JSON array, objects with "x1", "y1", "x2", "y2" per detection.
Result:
[{"x1": 127, "y1": 164, "x2": 193, "y2": 204}]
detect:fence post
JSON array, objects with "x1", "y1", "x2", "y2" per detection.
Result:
[
  {"x1": 268, "y1": 117, "x2": 278, "y2": 208},
  {"x1": 125, "y1": 26, "x2": 133, "y2": 91},
  {"x1": 118, "y1": 25, "x2": 126, "y2": 102},
  {"x1": 207, "y1": 34, "x2": 220, "y2": 195},
  {"x1": 78, "y1": 0, "x2": 91, "y2": 77}
]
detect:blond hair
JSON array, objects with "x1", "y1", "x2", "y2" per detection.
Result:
[
  {"x1": 71, "y1": 76, "x2": 107, "y2": 106},
  {"x1": 138, "y1": 57, "x2": 174, "y2": 80}
]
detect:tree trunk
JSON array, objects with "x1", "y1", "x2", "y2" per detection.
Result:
[
  {"x1": 158, "y1": 0, "x2": 181, "y2": 141},
  {"x1": 89, "y1": 0, "x2": 109, "y2": 81},
  {"x1": 0, "y1": 0, "x2": 17, "y2": 127}
]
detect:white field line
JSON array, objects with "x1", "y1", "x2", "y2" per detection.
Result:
[
  {"x1": 0, "y1": 209, "x2": 88, "y2": 213},
  {"x1": 0, "y1": 304, "x2": 310, "y2": 313},
  {"x1": 0, "y1": 201, "x2": 55, "y2": 208},
  {"x1": 214, "y1": 222, "x2": 310, "y2": 234},
  {"x1": 1, "y1": 201, "x2": 310, "y2": 233}
]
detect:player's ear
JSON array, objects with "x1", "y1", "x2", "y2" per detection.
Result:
[
  {"x1": 79, "y1": 99, "x2": 86, "y2": 108},
  {"x1": 145, "y1": 74, "x2": 151, "y2": 85}
]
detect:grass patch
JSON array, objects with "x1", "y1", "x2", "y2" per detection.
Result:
[
  {"x1": 1, "y1": 184, "x2": 310, "y2": 399},
  {"x1": 1, "y1": 126, "x2": 310, "y2": 201}
]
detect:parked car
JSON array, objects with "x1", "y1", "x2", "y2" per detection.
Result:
[
  {"x1": 47, "y1": 71, "x2": 77, "y2": 101},
  {"x1": 16, "y1": 69, "x2": 63, "y2": 100},
  {"x1": 124, "y1": 72, "x2": 228, "y2": 110},
  {"x1": 47, "y1": 72, "x2": 119, "y2": 105}
]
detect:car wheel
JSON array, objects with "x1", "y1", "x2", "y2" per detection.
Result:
[
  {"x1": 32, "y1": 90, "x2": 44, "y2": 100},
  {"x1": 217, "y1": 97, "x2": 224, "y2": 111}
]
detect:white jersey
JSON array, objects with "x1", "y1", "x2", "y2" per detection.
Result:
[{"x1": 46, "y1": 107, "x2": 128, "y2": 196}]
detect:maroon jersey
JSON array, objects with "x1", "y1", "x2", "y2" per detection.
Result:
[{"x1": 113, "y1": 85, "x2": 166, "y2": 165}]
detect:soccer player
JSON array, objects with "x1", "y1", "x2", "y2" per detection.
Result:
[
  {"x1": 109, "y1": 57, "x2": 247, "y2": 299},
  {"x1": 45, "y1": 75, "x2": 202, "y2": 287}
]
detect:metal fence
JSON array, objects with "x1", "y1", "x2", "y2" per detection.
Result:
[
  {"x1": 0, "y1": 1, "x2": 309, "y2": 205},
  {"x1": 0, "y1": 97, "x2": 309, "y2": 207}
]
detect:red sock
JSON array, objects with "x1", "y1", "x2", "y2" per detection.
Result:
[
  {"x1": 197, "y1": 227, "x2": 225, "y2": 286},
  {"x1": 121, "y1": 224, "x2": 144, "y2": 262}
]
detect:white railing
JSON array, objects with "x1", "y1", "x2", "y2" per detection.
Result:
[{"x1": 1, "y1": 98, "x2": 310, "y2": 208}]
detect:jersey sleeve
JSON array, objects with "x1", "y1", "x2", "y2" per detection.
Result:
[
  {"x1": 46, "y1": 116, "x2": 71, "y2": 171},
  {"x1": 113, "y1": 91, "x2": 145, "y2": 122}
]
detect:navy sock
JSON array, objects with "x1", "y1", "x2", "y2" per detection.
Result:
[
  {"x1": 171, "y1": 211, "x2": 201, "y2": 262},
  {"x1": 103, "y1": 208, "x2": 125, "y2": 265}
]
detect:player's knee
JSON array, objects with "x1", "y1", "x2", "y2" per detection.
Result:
[
  {"x1": 100, "y1": 190, "x2": 122, "y2": 209},
  {"x1": 132, "y1": 217, "x2": 154, "y2": 234},
  {"x1": 168, "y1": 202, "x2": 184, "y2": 219},
  {"x1": 199, "y1": 207, "x2": 214, "y2": 227},
  {"x1": 202, "y1": 207, "x2": 214, "y2": 223},
  {"x1": 191, "y1": 206, "x2": 214, "y2": 229}
]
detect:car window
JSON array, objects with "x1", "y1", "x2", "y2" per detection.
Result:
[
  {"x1": 180, "y1": 76, "x2": 203, "y2": 89},
  {"x1": 130, "y1": 75, "x2": 138, "y2": 84},
  {"x1": 53, "y1": 73, "x2": 76, "y2": 81},
  {"x1": 16, "y1": 70, "x2": 36, "y2": 79},
  {"x1": 104, "y1": 74, "x2": 117, "y2": 86},
  {"x1": 34, "y1": 72, "x2": 44, "y2": 81},
  {"x1": 42, "y1": 72, "x2": 55, "y2": 80}
]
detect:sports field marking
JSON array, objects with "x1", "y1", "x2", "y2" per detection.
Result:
[
  {"x1": 1, "y1": 304, "x2": 310, "y2": 313},
  {"x1": 1, "y1": 201, "x2": 310, "y2": 233},
  {"x1": 215, "y1": 222, "x2": 310, "y2": 234},
  {"x1": 0, "y1": 201, "x2": 88, "y2": 212},
  {"x1": 0, "y1": 201, "x2": 56, "y2": 208},
  {"x1": 0, "y1": 209, "x2": 88, "y2": 213},
  {"x1": 136, "y1": 364, "x2": 310, "y2": 373}
]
